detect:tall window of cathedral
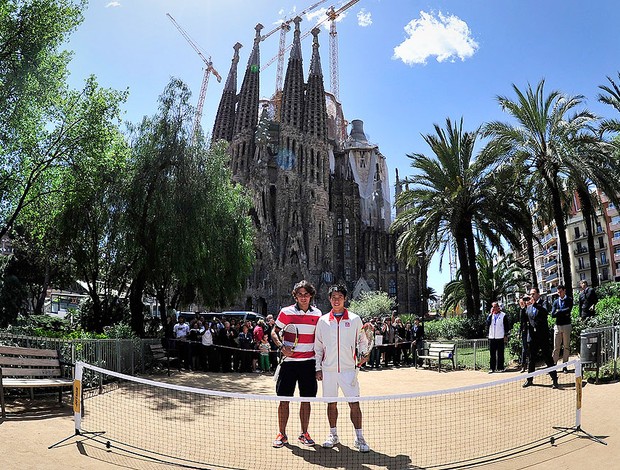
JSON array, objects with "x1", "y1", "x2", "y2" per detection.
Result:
[
  {"x1": 375, "y1": 162, "x2": 380, "y2": 181},
  {"x1": 360, "y1": 155, "x2": 366, "y2": 168},
  {"x1": 388, "y1": 279, "x2": 397, "y2": 296},
  {"x1": 345, "y1": 267, "x2": 351, "y2": 281},
  {"x1": 314, "y1": 245, "x2": 319, "y2": 265},
  {"x1": 242, "y1": 141, "x2": 246, "y2": 157},
  {"x1": 345, "y1": 218, "x2": 350, "y2": 235},
  {"x1": 292, "y1": 211, "x2": 298, "y2": 226},
  {"x1": 337, "y1": 217, "x2": 343, "y2": 236},
  {"x1": 345, "y1": 240, "x2": 351, "y2": 256}
]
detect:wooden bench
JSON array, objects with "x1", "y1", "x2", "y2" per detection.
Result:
[
  {"x1": 416, "y1": 342, "x2": 456, "y2": 372},
  {"x1": 149, "y1": 343, "x2": 179, "y2": 376},
  {"x1": 0, "y1": 345, "x2": 73, "y2": 420}
]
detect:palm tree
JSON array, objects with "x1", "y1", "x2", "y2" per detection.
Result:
[
  {"x1": 442, "y1": 253, "x2": 527, "y2": 314},
  {"x1": 598, "y1": 73, "x2": 620, "y2": 134},
  {"x1": 393, "y1": 118, "x2": 518, "y2": 317},
  {"x1": 483, "y1": 79, "x2": 603, "y2": 292}
]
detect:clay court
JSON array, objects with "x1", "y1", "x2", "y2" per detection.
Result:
[{"x1": 0, "y1": 365, "x2": 617, "y2": 470}]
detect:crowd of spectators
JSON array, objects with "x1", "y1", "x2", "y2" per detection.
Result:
[{"x1": 161, "y1": 312, "x2": 426, "y2": 373}]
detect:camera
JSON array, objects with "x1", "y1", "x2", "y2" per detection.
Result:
[{"x1": 522, "y1": 295, "x2": 531, "y2": 301}]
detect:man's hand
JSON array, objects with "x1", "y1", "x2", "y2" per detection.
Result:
[
  {"x1": 316, "y1": 370, "x2": 323, "y2": 381},
  {"x1": 357, "y1": 355, "x2": 369, "y2": 367},
  {"x1": 281, "y1": 345, "x2": 294, "y2": 357}
]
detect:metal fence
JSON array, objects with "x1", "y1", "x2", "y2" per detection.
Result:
[
  {"x1": 0, "y1": 333, "x2": 161, "y2": 377},
  {"x1": 453, "y1": 338, "x2": 490, "y2": 370},
  {"x1": 582, "y1": 325, "x2": 619, "y2": 380}
]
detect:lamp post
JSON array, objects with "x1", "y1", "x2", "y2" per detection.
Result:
[{"x1": 416, "y1": 250, "x2": 426, "y2": 321}]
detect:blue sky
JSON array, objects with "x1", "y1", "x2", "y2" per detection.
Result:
[{"x1": 66, "y1": 0, "x2": 620, "y2": 294}]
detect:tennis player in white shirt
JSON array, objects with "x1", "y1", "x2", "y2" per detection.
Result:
[{"x1": 314, "y1": 284, "x2": 371, "y2": 453}]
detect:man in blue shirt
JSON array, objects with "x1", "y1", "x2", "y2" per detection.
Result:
[{"x1": 551, "y1": 285, "x2": 573, "y2": 373}]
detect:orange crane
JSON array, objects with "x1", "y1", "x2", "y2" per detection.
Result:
[
  {"x1": 167, "y1": 13, "x2": 222, "y2": 142},
  {"x1": 326, "y1": 0, "x2": 360, "y2": 101},
  {"x1": 260, "y1": 0, "x2": 327, "y2": 92}
]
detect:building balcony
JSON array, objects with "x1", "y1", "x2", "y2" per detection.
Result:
[
  {"x1": 577, "y1": 263, "x2": 590, "y2": 272},
  {"x1": 543, "y1": 259, "x2": 558, "y2": 270},
  {"x1": 573, "y1": 246, "x2": 588, "y2": 255},
  {"x1": 599, "y1": 259, "x2": 610, "y2": 267},
  {"x1": 545, "y1": 272, "x2": 559, "y2": 283},
  {"x1": 614, "y1": 253, "x2": 620, "y2": 262},
  {"x1": 613, "y1": 237, "x2": 620, "y2": 246},
  {"x1": 542, "y1": 233, "x2": 557, "y2": 246},
  {"x1": 572, "y1": 232, "x2": 587, "y2": 241},
  {"x1": 607, "y1": 206, "x2": 618, "y2": 217},
  {"x1": 610, "y1": 222, "x2": 620, "y2": 232}
]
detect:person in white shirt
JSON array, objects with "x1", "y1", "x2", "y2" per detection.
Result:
[
  {"x1": 315, "y1": 284, "x2": 371, "y2": 453},
  {"x1": 486, "y1": 302, "x2": 510, "y2": 373}
]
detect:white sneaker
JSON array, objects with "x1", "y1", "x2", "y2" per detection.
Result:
[
  {"x1": 354, "y1": 438, "x2": 370, "y2": 453},
  {"x1": 322, "y1": 434, "x2": 340, "y2": 448}
]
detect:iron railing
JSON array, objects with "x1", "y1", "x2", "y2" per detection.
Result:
[{"x1": 0, "y1": 333, "x2": 161, "y2": 377}]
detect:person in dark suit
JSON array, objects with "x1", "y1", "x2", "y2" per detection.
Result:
[
  {"x1": 551, "y1": 285, "x2": 573, "y2": 372},
  {"x1": 523, "y1": 287, "x2": 559, "y2": 389},
  {"x1": 578, "y1": 280, "x2": 598, "y2": 320},
  {"x1": 412, "y1": 317, "x2": 425, "y2": 366}
]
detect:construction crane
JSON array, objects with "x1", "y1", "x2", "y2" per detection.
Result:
[
  {"x1": 262, "y1": 0, "x2": 360, "y2": 100},
  {"x1": 326, "y1": 0, "x2": 360, "y2": 101},
  {"x1": 260, "y1": 0, "x2": 327, "y2": 92},
  {"x1": 166, "y1": 13, "x2": 222, "y2": 141}
]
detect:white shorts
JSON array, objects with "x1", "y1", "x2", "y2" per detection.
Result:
[{"x1": 321, "y1": 369, "x2": 360, "y2": 398}]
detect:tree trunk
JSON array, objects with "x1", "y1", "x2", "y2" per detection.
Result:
[
  {"x1": 454, "y1": 230, "x2": 475, "y2": 318},
  {"x1": 129, "y1": 270, "x2": 147, "y2": 337},
  {"x1": 33, "y1": 263, "x2": 51, "y2": 316},
  {"x1": 578, "y1": 187, "x2": 599, "y2": 287},
  {"x1": 550, "y1": 188, "x2": 573, "y2": 291},
  {"x1": 465, "y1": 222, "x2": 481, "y2": 316}
]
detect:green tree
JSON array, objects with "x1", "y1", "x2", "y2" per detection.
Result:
[
  {"x1": 348, "y1": 291, "x2": 396, "y2": 320},
  {"x1": 484, "y1": 80, "x2": 603, "y2": 292},
  {"x1": 124, "y1": 78, "x2": 254, "y2": 334},
  {"x1": 0, "y1": 0, "x2": 87, "y2": 238}
]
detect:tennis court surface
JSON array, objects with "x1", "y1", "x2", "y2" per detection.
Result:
[{"x1": 1, "y1": 361, "x2": 617, "y2": 470}]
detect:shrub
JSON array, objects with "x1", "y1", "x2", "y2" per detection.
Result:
[{"x1": 423, "y1": 315, "x2": 487, "y2": 340}]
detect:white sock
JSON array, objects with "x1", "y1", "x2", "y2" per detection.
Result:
[
  {"x1": 355, "y1": 428, "x2": 364, "y2": 440},
  {"x1": 330, "y1": 427, "x2": 338, "y2": 436}
]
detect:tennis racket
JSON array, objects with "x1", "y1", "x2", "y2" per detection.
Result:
[{"x1": 272, "y1": 323, "x2": 299, "y2": 382}]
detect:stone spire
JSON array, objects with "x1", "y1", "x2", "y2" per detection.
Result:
[
  {"x1": 280, "y1": 17, "x2": 305, "y2": 129},
  {"x1": 302, "y1": 28, "x2": 327, "y2": 140},
  {"x1": 211, "y1": 42, "x2": 242, "y2": 143},
  {"x1": 233, "y1": 24, "x2": 262, "y2": 135}
]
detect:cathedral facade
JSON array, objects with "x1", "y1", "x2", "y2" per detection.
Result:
[{"x1": 211, "y1": 20, "x2": 420, "y2": 315}]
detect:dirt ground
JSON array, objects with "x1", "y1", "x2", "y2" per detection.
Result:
[{"x1": 0, "y1": 364, "x2": 617, "y2": 470}]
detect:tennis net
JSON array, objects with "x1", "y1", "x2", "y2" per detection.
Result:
[{"x1": 73, "y1": 360, "x2": 583, "y2": 469}]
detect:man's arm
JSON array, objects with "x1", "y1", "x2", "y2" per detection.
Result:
[{"x1": 314, "y1": 320, "x2": 325, "y2": 380}]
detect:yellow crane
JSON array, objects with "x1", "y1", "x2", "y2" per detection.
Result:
[{"x1": 166, "y1": 13, "x2": 222, "y2": 142}]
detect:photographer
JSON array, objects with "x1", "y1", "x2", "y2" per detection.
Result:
[{"x1": 518, "y1": 295, "x2": 530, "y2": 373}]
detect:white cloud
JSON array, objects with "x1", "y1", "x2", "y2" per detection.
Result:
[
  {"x1": 357, "y1": 8, "x2": 372, "y2": 27},
  {"x1": 106, "y1": 1, "x2": 121, "y2": 7},
  {"x1": 393, "y1": 11, "x2": 478, "y2": 66},
  {"x1": 305, "y1": 7, "x2": 346, "y2": 31}
]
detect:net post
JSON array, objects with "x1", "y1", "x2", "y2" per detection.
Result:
[
  {"x1": 74, "y1": 361, "x2": 83, "y2": 434},
  {"x1": 575, "y1": 360, "x2": 582, "y2": 429}
]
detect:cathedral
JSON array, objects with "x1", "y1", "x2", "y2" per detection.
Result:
[{"x1": 211, "y1": 19, "x2": 420, "y2": 315}]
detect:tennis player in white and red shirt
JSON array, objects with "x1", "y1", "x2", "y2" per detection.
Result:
[
  {"x1": 271, "y1": 280, "x2": 322, "y2": 448},
  {"x1": 314, "y1": 284, "x2": 371, "y2": 453}
]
